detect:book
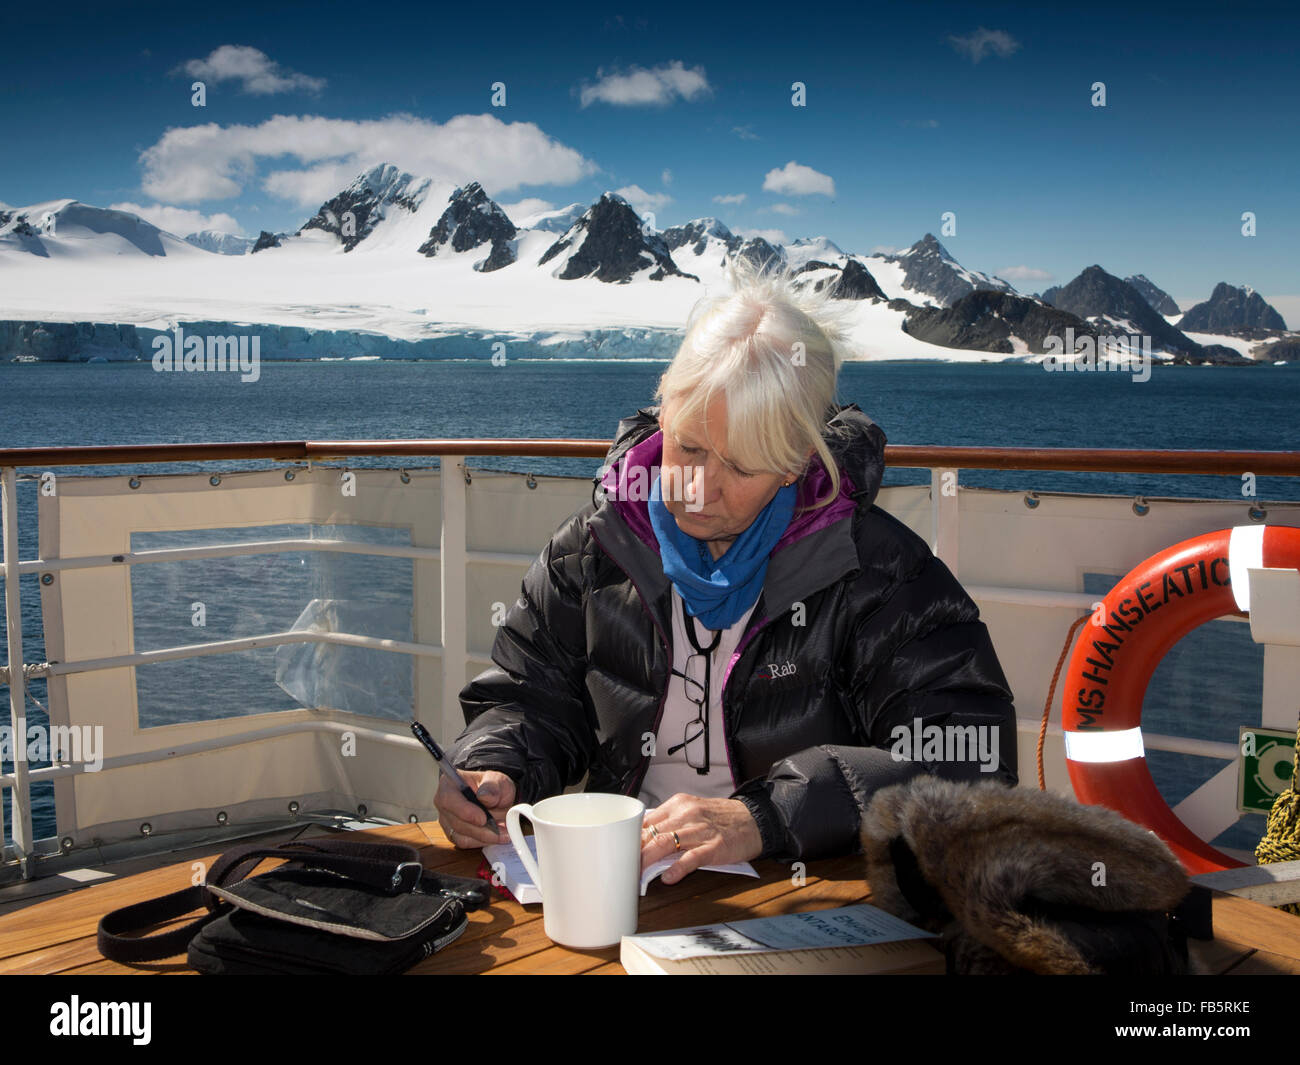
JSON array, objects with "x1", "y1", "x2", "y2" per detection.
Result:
[
  {"x1": 619, "y1": 903, "x2": 944, "y2": 975},
  {"x1": 481, "y1": 838, "x2": 758, "y2": 905}
]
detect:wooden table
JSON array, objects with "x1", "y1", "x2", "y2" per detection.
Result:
[{"x1": 2, "y1": 821, "x2": 1298, "y2": 974}]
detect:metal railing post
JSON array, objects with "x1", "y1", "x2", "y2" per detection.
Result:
[
  {"x1": 440, "y1": 457, "x2": 469, "y2": 746},
  {"x1": 930, "y1": 466, "x2": 960, "y2": 578},
  {"x1": 1, "y1": 467, "x2": 33, "y2": 873}
]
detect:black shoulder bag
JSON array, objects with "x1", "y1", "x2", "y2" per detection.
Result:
[{"x1": 97, "y1": 837, "x2": 491, "y2": 975}]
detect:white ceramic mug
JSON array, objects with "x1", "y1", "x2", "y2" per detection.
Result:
[{"x1": 505, "y1": 792, "x2": 645, "y2": 949}]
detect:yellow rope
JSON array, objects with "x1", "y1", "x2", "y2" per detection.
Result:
[{"x1": 1255, "y1": 717, "x2": 1300, "y2": 915}]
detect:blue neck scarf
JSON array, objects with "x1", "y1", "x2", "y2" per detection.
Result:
[{"x1": 648, "y1": 473, "x2": 797, "y2": 630}]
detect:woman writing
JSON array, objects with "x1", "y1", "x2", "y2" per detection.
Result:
[{"x1": 435, "y1": 260, "x2": 1018, "y2": 882}]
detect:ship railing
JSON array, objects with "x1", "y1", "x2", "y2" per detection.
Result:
[{"x1": 2, "y1": 440, "x2": 1299, "y2": 879}]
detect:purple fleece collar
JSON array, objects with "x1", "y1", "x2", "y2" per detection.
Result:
[{"x1": 599, "y1": 430, "x2": 856, "y2": 555}]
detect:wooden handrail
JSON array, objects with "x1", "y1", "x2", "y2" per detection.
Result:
[{"x1": 0, "y1": 440, "x2": 1298, "y2": 476}]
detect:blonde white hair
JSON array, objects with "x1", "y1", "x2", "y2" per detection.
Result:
[{"x1": 654, "y1": 254, "x2": 857, "y2": 512}]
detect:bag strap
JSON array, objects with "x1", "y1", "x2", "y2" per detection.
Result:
[
  {"x1": 98, "y1": 884, "x2": 222, "y2": 964},
  {"x1": 98, "y1": 837, "x2": 426, "y2": 964},
  {"x1": 205, "y1": 838, "x2": 425, "y2": 896}
]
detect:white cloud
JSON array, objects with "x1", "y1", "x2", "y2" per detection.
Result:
[
  {"x1": 261, "y1": 161, "x2": 378, "y2": 206},
  {"x1": 614, "y1": 184, "x2": 672, "y2": 215},
  {"x1": 732, "y1": 125, "x2": 758, "y2": 140},
  {"x1": 713, "y1": 192, "x2": 746, "y2": 205},
  {"x1": 109, "y1": 201, "x2": 243, "y2": 235},
  {"x1": 138, "y1": 112, "x2": 598, "y2": 205},
  {"x1": 578, "y1": 60, "x2": 711, "y2": 107},
  {"x1": 762, "y1": 203, "x2": 800, "y2": 216},
  {"x1": 762, "y1": 161, "x2": 835, "y2": 197},
  {"x1": 177, "y1": 45, "x2": 326, "y2": 95},
  {"x1": 735, "y1": 228, "x2": 788, "y2": 245},
  {"x1": 661, "y1": 168, "x2": 673, "y2": 186},
  {"x1": 997, "y1": 265, "x2": 1053, "y2": 282},
  {"x1": 900, "y1": 118, "x2": 940, "y2": 128},
  {"x1": 870, "y1": 245, "x2": 901, "y2": 255},
  {"x1": 946, "y1": 28, "x2": 1020, "y2": 63},
  {"x1": 499, "y1": 197, "x2": 555, "y2": 221}
]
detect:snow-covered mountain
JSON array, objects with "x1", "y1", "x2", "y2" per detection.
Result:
[
  {"x1": 296, "y1": 164, "x2": 433, "y2": 251},
  {"x1": 538, "y1": 192, "x2": 696, "y2": 283},
  {"x1": 873, "y1": 234, "x2": 1017, "y2": 307},
  {"x1": 1123, "y1": 274, "x2": 1180, "y2": 317},
  {"x1": 904, "y1": 290, "x2": 1093, "y2": 356},
  {"x1": 250, "y1": 231, "x2": 284, "y2": 253},
  {"x1": 804, "y1": 258, "x2": 886, "y2": 301},
  {"x1": 0, "y1": 200, "x2": 201, "y2": 259},
  {"x1": 661, "y1": 217, "x2": 739, "y2": 260},
  {"x1": 0, "y1": 165, "x2": 1291, "y2": 365},
  {"x1": 185, "y1": 230, "x2": 255, "y2": 256},
  {"x1": 515, "y1": 202, "x2": 585, "y2": 234},
  {"x1": 784, "y1": 235, "x2": 843, "y2": 269},
  {"x1": 731, "y1": 235, "x2": 786, "y2": 274},
  {"x1": 417, "y1": 181, "x2": 517, "y2": 272}
]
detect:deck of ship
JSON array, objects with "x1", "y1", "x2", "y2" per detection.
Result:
[
  {"x1": 3, "y1": 438, "x2": 1300, "y2": 977},
  {"x1": 3, "y1": 820, "x2": 1299, "y2": 975}
]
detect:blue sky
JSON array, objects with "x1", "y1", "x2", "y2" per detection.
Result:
[{"x1": 2, "y1": 0, "x2": 1297, "y2": 315}]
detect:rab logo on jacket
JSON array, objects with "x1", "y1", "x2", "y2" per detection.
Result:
[{"x1": 755, "y1": 661, "x2": 797, "y2": 680}]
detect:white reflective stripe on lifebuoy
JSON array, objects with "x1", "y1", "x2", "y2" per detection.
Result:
[
  {"x1": 1228, "y1": 525, "x2": 1265, "y2": 613},
  {"x1": 1064, "y1": 726, "x2": 1145, "y2": 763}
]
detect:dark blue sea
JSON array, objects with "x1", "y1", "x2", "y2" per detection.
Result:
[{"x1": 2, "y1": 359, "x2": 1299, "y2": 849}]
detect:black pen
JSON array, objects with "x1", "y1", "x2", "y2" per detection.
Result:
[{"x1": 409, "y1": 720, "x2": 498, "y2": 831}]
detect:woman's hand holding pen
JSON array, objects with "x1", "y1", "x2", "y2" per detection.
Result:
[{"x1": 434, "y1": 769, "x2": 515, "y2": 848}]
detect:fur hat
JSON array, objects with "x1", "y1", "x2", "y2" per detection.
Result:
[{"x1": 859, "y1": 776, "x2": 1196, "y2": 974}]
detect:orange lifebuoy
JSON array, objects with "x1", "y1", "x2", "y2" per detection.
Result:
[{"x1": 1062, "y1": 524, "x2": 1300, "y2": 874}]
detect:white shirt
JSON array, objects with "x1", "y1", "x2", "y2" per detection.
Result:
[{"x1": 638, "y1": 587, "x2": 758, "y2": 811}]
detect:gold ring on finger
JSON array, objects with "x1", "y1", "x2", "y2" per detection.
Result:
[{"x1": 672, "y1": 831, "x2": 681, "y2": 851}]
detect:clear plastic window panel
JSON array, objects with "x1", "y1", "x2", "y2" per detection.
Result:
[{"x1": 130, "y1": 524, "x2": 416, "y2": 726}]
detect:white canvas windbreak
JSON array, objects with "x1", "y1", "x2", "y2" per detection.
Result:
[
  {"x1": 33, "y1": 463, "x2": 590, "y2": 847},
  {"x1": 24, "y1": 460, "x2": 1292, "y2": 854}
]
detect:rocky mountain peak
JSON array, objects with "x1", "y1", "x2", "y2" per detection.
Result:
[
  {"x1": 298, "y1": 164, "x2": 430, "y2": 251},
  {"x1": 1179, "y1": 282, "x2": 1287, "y2": 333},
  {"x1": 185, "y1": 230, "x2": 254, "y2": 256},
  {"x1": 905, "y1": 232, "x2": 952, "y2": 260},
  {"x1": 729, "y1": 235, "x2": 786, "y2": 273},
  {"x1": 538, "y1": 192, "x2": 695, "y2": 283},
  {"x1": 881, "y1": 232, "x2": 1013, "y2": 307},
  {"x1": 662, "y1": 216, "x2": 740, "y2": 257},
  {"x1": 1123, "y1": 274, "x2": 1180, "y2": 317},
  {"x1": 1049, "y1": 265, "x2": 1202, "y2": 356},
  {"x1": 250, "y1": 230, "x2": 282, "y2": 253},
  {"x1": 417, "y1": 181, "x2": 518, "y2": 272}
]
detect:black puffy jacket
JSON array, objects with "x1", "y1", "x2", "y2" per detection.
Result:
[{"x1": 449, "y1": 402, "x2": 1018, "y2": 861}]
